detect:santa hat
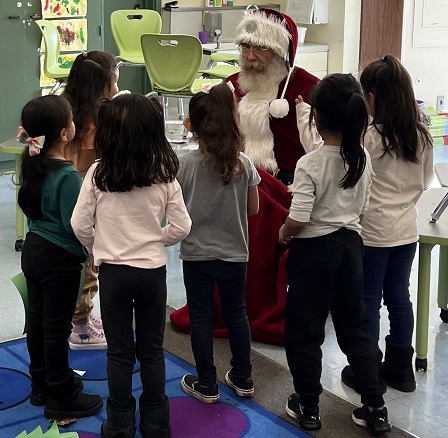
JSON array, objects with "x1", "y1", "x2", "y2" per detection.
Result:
[{"x1": 235, "y1": 9, "x2": 299, "y2": 118}]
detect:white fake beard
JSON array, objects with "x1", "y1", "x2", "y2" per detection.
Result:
[
  {"x1": 237, "y1": 57, "x2": 289, "y2": 172},
  {"x1": 238, "y1": 56, "x2": 288, "y2": 98}
]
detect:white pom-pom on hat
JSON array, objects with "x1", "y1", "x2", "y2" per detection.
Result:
[{"x1": 269, "y1": 67, "x2": 293, "y2": 119}]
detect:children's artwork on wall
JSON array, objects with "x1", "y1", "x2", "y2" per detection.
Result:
[
  {"x1": 39, "y1": 53, "x2": 79, "y2": 88},
  {"x1": 42, "y1": 0, "x2": 88, "y2": 18},
  {"x1": 40, "y1": 19, "x2": 88, "y2": 52}
]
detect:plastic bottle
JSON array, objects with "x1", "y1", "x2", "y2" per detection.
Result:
[
  {"x1": 222, "y1": 0, "x2": 228, "y2": 6},
  {"x1": 215, "y1": 0, "x2": 222, "y2": 6},
  {"x1": 205, "y1": 0, "x2": 214, "y2": 7}
]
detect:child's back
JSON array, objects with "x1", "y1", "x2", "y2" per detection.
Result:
[{"x1": 179, "y1": 150, "x2": 257, "y2": 261}]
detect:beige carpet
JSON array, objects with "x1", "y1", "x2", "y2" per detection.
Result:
[{"x1": 164, "y1": 307, "x2": 415, "y2": 438}]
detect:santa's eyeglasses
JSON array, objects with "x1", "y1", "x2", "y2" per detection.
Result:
[{"x1": 238, "y1": 43, "x2": 270, "y2": 55}]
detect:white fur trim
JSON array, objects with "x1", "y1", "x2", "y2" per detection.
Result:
[
  {"x1": 235, "y1": 11, "x2": 290, "y2": 61},
  {"x1": 239, "y1": 94, "x2": 277, "y2": 172}
]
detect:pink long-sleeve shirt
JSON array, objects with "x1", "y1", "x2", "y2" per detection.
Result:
[{"x1": 71, "y1": 162, "x2": 192, "y2": 269}]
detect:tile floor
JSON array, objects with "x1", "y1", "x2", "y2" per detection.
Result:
[{"x1": 1, "y1": 124, "x2": 448, "y2": 438}]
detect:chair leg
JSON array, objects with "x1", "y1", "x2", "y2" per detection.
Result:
[
  {"x1": 177, "y1": 98, "x2": 184, "y2": 120},
  {"x1": 162, "y1": 96, "x2": 168, "y2": 126}
]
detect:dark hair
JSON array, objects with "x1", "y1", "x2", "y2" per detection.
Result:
[
  {"x1": 18, "y1": 95, "x2": 73, "y2": 219},
  {"x1": 310, "y1": 73, "x2": 368, "y2": 189},
  {"x1": 188, "y1": 84, "x2": 245, "y2": 185},
  {"x1": 360, "y1": 55, "x2": 432, "y2": 162},
  {"x1": 63, "y1": 51, "x2": 117, "y2": 144},
  {"x1": 93, "y1": 93, "x2": 178, "y2": 192}
]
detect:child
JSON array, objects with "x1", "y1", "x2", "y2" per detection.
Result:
[
  {"x1": 177, "y1": 83, "x2": 261, "y2": 403},
  {"x1": 71, "y1": 93, "x2": 191, "y2": 437},
  {"x1": 341, "y1": 55, "x2": 433, "y2": 393},
  {"x1": 18, "y1": 95, "x2": 103, "y2": 420},
  {"x1": 63, "y1": 50, "x2": 119, "y2": 350},
  {"x1": 279, "y1": 73, "x2": 391, "y2": 435}
]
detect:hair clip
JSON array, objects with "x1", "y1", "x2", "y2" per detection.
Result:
[
  {"x1": 201, "y1": 82, "x2": 215, "y2": 94},
  {"x1": 82, "y1": 52, "x2": 88, "y2": 58},
  {"x1": 17, "y1": 126, "x2": 45, "y2": 156}
]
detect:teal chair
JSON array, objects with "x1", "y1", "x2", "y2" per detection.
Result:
[
  {"x1": 35, "y1": 20, "x2": 72, "y2": 94},
  {"x1": 11, "y1": 266, "x2": 85, "y2": 334},
  {"x1": 140, "y1": 33, "x2": 222, "y2": 121},
  {"x1": 110, "y1": 9, "x2": 162, "y2": 68}
]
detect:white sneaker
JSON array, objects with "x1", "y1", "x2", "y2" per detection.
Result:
[
  {"x1": 89, "y1": 313, "x2": 103, "y2": 330},
  {"x1": 69, "y1": 322, "x2": 107, "y2": 350}
]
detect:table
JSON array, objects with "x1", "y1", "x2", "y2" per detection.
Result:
[
  {"x1": 0, "y1": 137, "x2": 25, "y2": 251},
  {"x1": 415, "y1": 187, "x2": 448, "y2": 371}
]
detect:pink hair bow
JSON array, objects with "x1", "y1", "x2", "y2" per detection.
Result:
[
  {"x1": 201, "y1": 82, "x2": 215, "y2": 94},
  {"x1": 17, "y1": 126, "x2": 45, "y2": 156}
]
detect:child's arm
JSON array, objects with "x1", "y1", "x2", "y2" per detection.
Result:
[
  {"x1": 71, "y1": 167, "x2": 96, "y2": 253},
  {"x1": 278, "y1": 217, "x2": 307, "y2": 245},
  {"x1": 247, "y1": 186, "x2": 259, "y2": 216},
  {"x1": 296, "y1": 96, "x2": 323, "y2": 153},
  {"x1": 164, "y1": 180, "x2": 192, "y2": 246}
]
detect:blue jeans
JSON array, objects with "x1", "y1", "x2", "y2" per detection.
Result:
[
  {"x1": 363, "y1": 243, "x2": 417, "y2": 350},
  {"x1": 182, "y1": 260, "x2": 252, "y2": 386}
]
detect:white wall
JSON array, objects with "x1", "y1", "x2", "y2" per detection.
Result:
[{"x1": 402, "y1": 0, "x2": 448, "y2": 110}]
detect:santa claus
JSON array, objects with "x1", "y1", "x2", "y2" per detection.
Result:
[
  {"x1": 170, "y1": 9, "x2": 319, "y2": 346},
  {"x1": 229, "y1": 8, "x2": 319, "y2": 185}
]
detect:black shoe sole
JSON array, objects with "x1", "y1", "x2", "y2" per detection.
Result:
[{"x1": 44, "y1": 398, "x2": 103, "y2": 420}]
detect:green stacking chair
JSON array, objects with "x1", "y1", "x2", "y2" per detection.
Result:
[
  {"x1": 111, "y1": 9, "x2": 162, "y2": 68},
  {"x1": 199, "y1": 64, "x2": 240, "y2": 80},
  {"x1": 35, "y1": 20, "x2": 72, "y2": 94},
  {"x1": 11, "y1": 266, "x2": 85, "y2": 334},
  {"x1": 141, "y1": 33, "x2": 222, "y2": 121}
]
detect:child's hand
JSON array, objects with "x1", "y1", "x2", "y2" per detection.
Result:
[
  {"x1": 295, "y1": 95, "x2": 304, "y2": 105},
  {"x1": 278, "y1": 225, "x2": 291, "y2": 245}
]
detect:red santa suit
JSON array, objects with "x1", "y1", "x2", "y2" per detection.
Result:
[{"x1": 170, "y1": 9, "x2": 319, "y2": 345}]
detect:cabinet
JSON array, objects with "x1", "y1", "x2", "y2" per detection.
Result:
[{"x1": 295, "y1": 43, "x2": 329, "y2": 79}]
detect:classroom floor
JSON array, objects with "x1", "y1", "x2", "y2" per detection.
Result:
[{"x1": 1, "y1": 120, "x2": 448, "y2": 438}]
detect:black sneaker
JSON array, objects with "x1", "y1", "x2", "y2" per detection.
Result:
[
  {"x1": 285, "y1": 393, "x2": 321, "y2": 431},
  {"x1": 225, "y1": 370, "x2": 254, "y2": 397},
  {"x1": 352, "y1": 405, "x2": 392, "y2": 435},
  {"x1": 30, "y1": 377, "x2": 84, "y2": 407},
  {"x1": 181, "y1": 374, "x2": 219, "y2": 403}
]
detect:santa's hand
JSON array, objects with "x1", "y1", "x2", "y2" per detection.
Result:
[
  {"x1": 295, "y1": 95, "x2": 304, "y2": 105},
  {"x1": 278, "y1": 225, "x2": 292, "y2": 245}
]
